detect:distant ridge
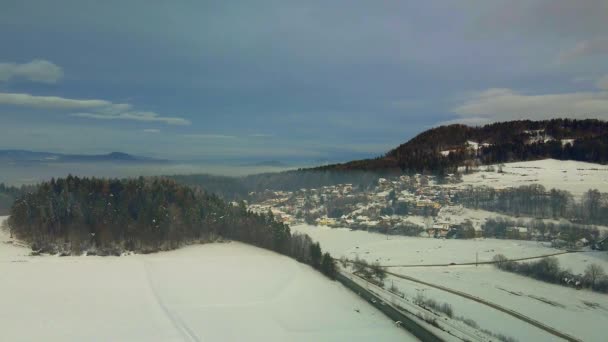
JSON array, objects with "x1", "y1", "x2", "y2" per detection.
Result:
[
  {"x1": 0, "y1": 150, "x2": 168, "y2": 163},
  {"x1": 312, "y1": 118, "x2": 608, "y2": 173},
  {"x1": 240, "y1": 160, "x2": 289, "y2": 167}
]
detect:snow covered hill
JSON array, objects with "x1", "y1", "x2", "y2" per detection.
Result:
[
  {"x1": 0, "y1": 217, "x2": 413, "y2": 342},
  {"x1": 456, "y1": 159, "x2": 608, "y2": 198}
]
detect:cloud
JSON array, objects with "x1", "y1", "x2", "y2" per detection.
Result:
[
  {"x1": 72, "y1": 112, "x2": 190, "y2": 125},
  {"x1": 557, "y1": 36, "x2": 608, "y2": 63},
  {"x1": 0, "y1": 60, "x2": 63, "y2": 83},
  {"x1": 0, "y1": 92, "x2": 110, "y2": 109},
  {"x1": 143, "y1": 128, "x2": 160, "y2": 133},
  {"x1": 452, "y1": 86, "x2": 608, "y2": 123},
  {"x1": 0, "y1": 92, "x2": 190, "y2": 125}
]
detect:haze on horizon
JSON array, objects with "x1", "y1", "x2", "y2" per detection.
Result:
[{"x1": 1, "y1": 0, "x2": 608, "y2": 161}]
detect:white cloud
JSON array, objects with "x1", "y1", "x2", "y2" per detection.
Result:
[
  {"x1": 72, "y1": 112, "x2": 190, "y2": 125},
  {"x1": 452, "y1": 86, "x2": 608, "y2": 123},
  {"x1": 557, "y1": 36, "x2": 608, "y2": 63},
  {"x1": 0, "y1": 92, "x2": 110, "y2": 109},
  {"x1": 0, "y1": 60, "x2": 63, "y2": 83},
  {"x1": 0, "y1": 92, "x2": 190, "y2": 125},
  {"x1": 143, "y1": 128, "x2": 161, "y2": 133}
]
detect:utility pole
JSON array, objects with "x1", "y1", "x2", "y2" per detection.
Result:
[{"x1": 476, "y1": 252, "x2": 478, "y2": 267}]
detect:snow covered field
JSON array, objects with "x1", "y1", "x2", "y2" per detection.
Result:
[
  {"x1": 0, "y1": 217, "x2": 413, "y2": 342},
  {"x1": 292, "y1": 224, "x2": 608, "y2": 342},
  {"x1": 291, "y1": 224, "x2": 564, "y2": 265},
  {"x1": 398, "y1": 266, "x2": 608, "y2": 342},
  {"x1": 457, "y1": 159, "x2": 608, "y2": 198}
]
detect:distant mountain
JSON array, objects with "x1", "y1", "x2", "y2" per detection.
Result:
[
  {"x1": 313, "y1": 119, "x2": 608, "y2": 173},
  {"x1": 0, "y1": 150, "x2": 167, "y2": 163},
  {"x1": 241, "y1": 160, "x2": 289, "y2": 167}
]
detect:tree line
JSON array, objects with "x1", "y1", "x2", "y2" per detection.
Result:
[
  {"x1": 168, "y1": 170, "x2": 383, "y2": 201},
  {"x1": 455, "y1": 184, "x2": 608, "y2": 226},
  {"x1": 493, "y1": 255, "x2": 608, "y2": 293},
  {"x1": 481, "y1": 217, "x2": 601, "y2": 245},
  {"x1": 5, "y1": 175, "x2": 337, "y2": 278},
  {"x1": 0, "y1": 183, "x2": 35, "y2": 215}
]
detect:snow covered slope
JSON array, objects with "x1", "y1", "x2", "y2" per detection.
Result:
[
  {"x1": 399, "y1": 266, "x2": 608, "y2": 342},
  {"x1": 291, "y1": 224, "x2": 563, "y2": 265},
  {"x1": 292, "y1": 224, "x2": 608, "y2": 342},
  {"x1": 457, "y1": 159, "x2": 608, "y2": 198},
  {"x1": 0, "y1": 217, "x2": 413, "y2": 342}
]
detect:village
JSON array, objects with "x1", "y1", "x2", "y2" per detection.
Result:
[
  {"x1": 248, "y1": 173, "x2": 489, "y2": 239},
  {"x1": 247, "y1": 170, "x2": 608, "y2": 250}
]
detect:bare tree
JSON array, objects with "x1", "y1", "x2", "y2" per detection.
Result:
[{"x1": 584, "y1": 263, "x2": 606, "y2": 287}]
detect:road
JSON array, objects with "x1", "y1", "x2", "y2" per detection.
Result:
[
  {"x1": 336, "y1": 272, "x2": 444, "y2": 342},
  {"x1": 346, "y1": 271, "x2": 496, "y2": 342}
]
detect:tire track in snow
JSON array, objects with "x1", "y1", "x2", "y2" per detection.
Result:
[{"x1": 143, "y1": 260, "x2": 202, "y2": 342}]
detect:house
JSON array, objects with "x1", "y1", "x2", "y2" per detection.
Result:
[
  {"x1": 506, "y1": 226, "x2": 529, "y2": 239},
  {"x1": 447, "y1": 223, "x2": 480, "y2": 239},
  {"x1": 316, "y1": 217, "x2": 336, "y2": 226},
  {"x1": 575, "y1": 238, "x2": 589, "y2": 248},
  {"x1": 473, "y1": 225, "x2": 483, "y2": 238},
  {"x1": 413, "y1": 200, "x2": 441, "y2": 216},
  {"x1": 428, "y1": 222, "x2": 451, "y2": 238}
]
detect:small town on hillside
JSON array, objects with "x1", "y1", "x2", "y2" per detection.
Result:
[
  {"x1": 247, "y1": 172, "x2": 607, "y2": 250},
  {"x1": 249, "y1": 174, "x2": 497, "y2": 237}
]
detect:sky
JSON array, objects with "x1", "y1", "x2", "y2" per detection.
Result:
[{"x1": 1, "y1": 0, "x2": 608, "y2": 162}]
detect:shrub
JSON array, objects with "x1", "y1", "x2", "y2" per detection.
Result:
[{"x1": 458, "y1": 317, "x2": 479, "y2": 329}]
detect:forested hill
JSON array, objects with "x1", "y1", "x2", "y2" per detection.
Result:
[
  {"x1": 3, "y1": 176, "x2": 327, "y2": 272},
  {"x1": 313, "y1": 119, "x2": 608, "y2": 174}
]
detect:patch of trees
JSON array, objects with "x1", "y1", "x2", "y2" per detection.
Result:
[
  {"x1": 349, "y1": 257, "x2": 387, "y2": 287},
  {"x1": 493, "y1": 255, "x2": 608, "y2": 293},
  {"x1": 456, "y1": 185, "x2": 608, "y2": 226},
  {"x1": 482, "y1": 217, "x2": 600, "y2": 244},
  {"x1": 5, "y1": 176, "x2": 337, "y2": 278},
  {"x1": 447, "y1": 219, "x2": 476, "y2": 239},
  {"x1": 0, "y1": 183, "x2": 36, "y2": 215},
  {"x1": 313, "y1": 119, "x2": 608, "y2": 174},
  {"x1": 389, "y1": 221, "x2": 425, "y2": 236},
  {"x1": 169, "y1": 170, "x2": 382, "y2": 202}
]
